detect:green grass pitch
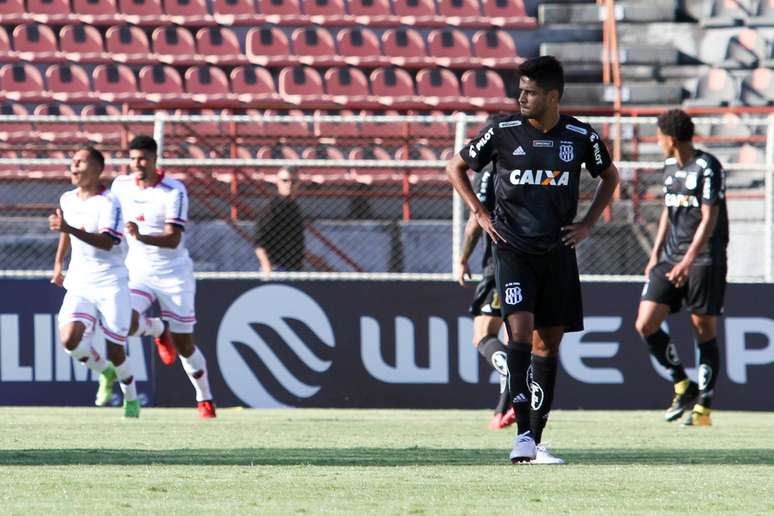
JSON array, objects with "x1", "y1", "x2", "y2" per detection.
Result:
[{"x1": 1, "y1": 407, "x2": 773, "y2": 514}]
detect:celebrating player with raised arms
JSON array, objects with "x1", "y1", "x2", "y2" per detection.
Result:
[{"x1": 50, "y1": 146, "x2": 139, "y2": 417}]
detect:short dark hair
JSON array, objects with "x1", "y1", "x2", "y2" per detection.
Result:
[
  {"x1": 128, "y1": 134, "x2": 158, "y2": 154},
  {"x1": 657, "y1": 109, "x2": 694, "y2": 142},
  {"x1": 518, "y1": 56, "x2": 565, "y2": 99},
  {"x1": 77, "y1": 145, "x2": 105, "y2": 171}
]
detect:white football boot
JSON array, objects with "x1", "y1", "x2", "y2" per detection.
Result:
[{"x1": 509, "y1": 431, "x2": 537, "y2": 463}]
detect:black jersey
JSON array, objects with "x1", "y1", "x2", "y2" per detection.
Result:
[
  {"x1": 472, "y1": 162, "x2": 496, "y2": 273},
  {"x1": 461, "y1": 113, "x2": 612, "y2": 254},
  {"x1": 662, "y1": 150, "x2": 728, "y2": 266}
]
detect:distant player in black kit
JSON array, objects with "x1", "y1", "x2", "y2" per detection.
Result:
[
  {"x1": 635, "y1": 109, "x2": 728, "y2": 427},
  {"x1": 447, "y1": 56, "x2": 620, "y2": 464},
  {"x1": 457, "y1": 157, "x2": 514, "y2": 430}
]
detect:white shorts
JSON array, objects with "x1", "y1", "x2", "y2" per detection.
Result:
[
  {"x1": 129, "y1": 271, "x2": 196, "y2": 333},
  {"x1": 58, "y1": 283, "x2": 131, "y2": 345}
]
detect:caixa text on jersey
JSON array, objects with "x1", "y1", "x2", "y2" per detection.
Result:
[{"x1": 508, "y1": 169, "x2": 571, "y2": 186}]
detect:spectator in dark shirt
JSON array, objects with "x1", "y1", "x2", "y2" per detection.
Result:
[{"x1": 254, "y1": 168, "x2": 305, "y2": 275}]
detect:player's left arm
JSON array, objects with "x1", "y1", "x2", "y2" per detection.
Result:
[
  {"x1": 125, "y1": 185, "x2": 186, "y2": 249},
  {"x1": 562, "y1": 164, "x2": 620, "y2": 248}
]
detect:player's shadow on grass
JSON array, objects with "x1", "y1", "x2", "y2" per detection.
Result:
[{"x1": 0, "y1": 448, "x2": 772, "y2": 466}]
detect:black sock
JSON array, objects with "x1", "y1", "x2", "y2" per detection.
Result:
[
  {"x1": 478, "y1": 335, "x2": 508, "y2": 376},
  {"x1": 507, "y1": 341, "x2": 531, "y2": 435},
  {"x1": 529, "y1": 354, "x2": 558, "y2": 444},
  {"x1": 697, "y1": 338, "x2": 720, "y2": 408},
  {"x1": 644, "y1": 329, "x2": 687, "y2": 383}
]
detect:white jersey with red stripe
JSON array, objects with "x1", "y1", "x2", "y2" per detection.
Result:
[
  {"x1": 111, "y1": 171, "x2": 193, "y2": 276},
  {"x1": 60, "y1": 187, "x2": 128, "y2": 292}
]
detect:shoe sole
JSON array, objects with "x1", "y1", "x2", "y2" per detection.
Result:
[{"x1": 510, "y1": 457, "x2": 534, "y2": 464}]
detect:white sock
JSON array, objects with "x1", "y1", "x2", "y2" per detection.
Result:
[
  {"x1": 114, "y1": 359, "x2": 137, "y2": 402},
  {"x1": 180, "y1": 346, "x2": 212, "y2": 402},
  {"x1": 131, "y1": 316, "x2": 165, "y2": 337},
  {"x1": 65, "y1": 334, "x2": 108, "y2": 375}
]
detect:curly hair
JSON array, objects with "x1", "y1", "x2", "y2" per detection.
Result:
[{"x1": 657, "y1": 109, "x2": 694, "y2": 142}]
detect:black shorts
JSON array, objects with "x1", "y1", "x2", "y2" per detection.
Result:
[
  {"x1": 493, "y1": 244, "x2": 583, "y2": 332},
  {"x1": 469, "y1": 273, "x2": 502, "y2": 317},
  {"x1": 641, "y1": 261, "x2": 726, "y2": 315}
]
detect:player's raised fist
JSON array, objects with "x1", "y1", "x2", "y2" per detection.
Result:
[
  {"x1": 49, "y1": 208, "x2": 65, "y2": 232},
  {"x1": 125, "y1": 221, "x2": 139, "y2": 238}
]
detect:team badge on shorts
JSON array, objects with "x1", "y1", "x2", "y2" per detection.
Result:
[
  {"x1": 559, "y1": 143, "x2": 574, "y2": 163},
  {"x1": 504, "y1": 282, "x2": 523, "y2": 305}
]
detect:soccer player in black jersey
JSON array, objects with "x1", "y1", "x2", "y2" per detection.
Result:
[
  {"x1": 447, "y1": 56, "x2": 620, "y2": 464},
  {"x1": 457, "y1": 160, "x2": 514, "y2": 430},
  {"x1": 635, "y1": 109, "x2": 728, "y2": 427}
]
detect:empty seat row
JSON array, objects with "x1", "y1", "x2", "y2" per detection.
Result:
[
  {"x1": 686, "y1": 67, "x2": 774, "y2": 106},
  {"x1": 0, "y1": 63, "x2": 515, "y2": 109},
  {"x1": 698, "y1": 28, "x2": 774, "y2": 68},
  {"x1": 700, "y1": 0, "x2": 774, "y2": 28},
  {"x1": 0, "y1": 24, "x2": 523, "y2": 69},
  {"x1": 0, "y1": 0, "x2": 535, "y2": 28}
]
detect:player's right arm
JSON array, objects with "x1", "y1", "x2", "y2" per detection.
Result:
[
  {"x1": 49, "y1": 208, "x2": 117, "y2": 251},
  {"x1": 51, "y1": 231, "x2": 70, "y2": 287},
  {"x1": 645, "y1": 207, "x2": 669, "y2": 276}
]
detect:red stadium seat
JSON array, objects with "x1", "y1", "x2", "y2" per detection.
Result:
[
  {"x1": 138, "y1": 64, "x2": 185, "y2": 101},
  {"x1": 213, "y1": 0, "x2": 264, "y2": 24},
  {"x1": 437, "y1": 0, "x2": 487, "y2": 27},
  {"x1": 27, "y1": 0, "x2": 75, "y2": 23},
  {"x1": 0, "y1": 0, "x2": 30, "y2": 24},
  {"x1": 164, "y1": 0, "x2": 216, "y2": 25},
  {"x1": 185, "y1": 65, "x2": 231, "y2": 102},
  {"x1": 0, "y1": 63, "x2": 49, "y2": 102},
  {"x1": 291, "y1": 26, "x2": 342, "y2": 67},
  {"x1": 93, "y1": 63, "x2": 140, "y2": 101},
  {"x1": 406, "y1": 109, "x2": 453, "y2": 139},
  {"x1": 348, "y1": 146, "x2": 397, "y2": 183},
  {"x1": 72, "y1": 0, "x2": 122, "y2": 25},
  {"x1": 395, "y1": 144, "x2": 444, "y2": 184},
  {"x1": 324, "y1": 67, "x2": 378, "y2": 108},
  {"x1": 472, "y1": 29, "x2": 521, "y2": 68},
  {"x1": 257, "y1": 0, "x2": 306, "y2": 23},
  {"x1": 348, "y1": 0, "x2": 397, "y2": 26},
  {"x1": 304, "y1": 0, "x2": 352, "y2": 25},
  {"x1": 261, "y1": 108, "x2": 310, "y2": 137},
  {"x1": 427, "y1": 28, "x2": 475, "y2": 68},
  {"x1": 740, "y1": 67, "x2": 774, "y2": 106},
  {"x1": 118, "y1": 0, "x2": 169, "y2": 25},
  {"x1": 481, "y1": 0, "x2": 536, "y2": 28},
  {"x1": 256, "y1": 143, "x2": 300, "y2": 159},
  {"x1": 313, "y1": 109, "x2": 360, "y2": 138},
  {"x1": 230, "y1": 65, "x2": 282, "y2": 105},
  {"x1": 461, "y1": 69, "x2": 513, "y2": 109},
  {"x1": 196, "y1": 27, "x2": 247, "y2": 66},
  {"x1": 369, "y1": 67, "x2": 421, "y2": 109},
  {"x1": 12, "y1": 24, "x2": 62, "y2": 62},
  {"x1": 337, "y1": 27, "x2": 389, "y2": 67},
  {"x1": 59, "y1": 25, "x2": 110, "y2": 64},
  {"x1": 34, "y1": 104, "x2": 82, "y2": 141},
  {"x1": 246, "y1": 26, "x2": 298, "y2": 66},
  {"x1": 0, "y1": 103, "x2": 33, "y2": 142},
  {"x1": 241, "y1": 108, "x2": 267, "y2": 136},
  {"x1": 357, "y1": 108, "x2": 402, "y2": 137},
  {"x1": 382, "y1": 28, "x2": 432, "y2": 68},
  {"x1": 152, "y1": 26, "x2": 201, "y2": 66},
  {"x1": 46, "y1": 64, "x2": 94, "y2": 102},
  {"x1": 81, "y1": 104, "x2": 125, "y2": 143},
  {"x1": 393, "y1": 0, "x2": 444, "y2": 26},
  {"x1": 173, "y1": 108, "x2": 222, "y2": 137},
  {"x1": 415, "y1": 67, "x2": 467, "y2": 109},
  {"x1": 301, "y1": 144, "x2": 349, "y2": 183},
  {"x1": 0, "y1": 27, "x2": 18, "y2": 62},
  {"x1": 105, "y1": 25, "x2": 155, "y2": 64},
  {"x1": 278, "y1": 66, "x2": 334, "y2": 106}
]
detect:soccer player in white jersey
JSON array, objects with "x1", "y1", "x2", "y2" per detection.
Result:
[
  {"x1": 111, "y1": 135, "x2": 216, "y2": 418},
  {"x1": 50, "y1": 146, "x2": 140, "y2": 418}
]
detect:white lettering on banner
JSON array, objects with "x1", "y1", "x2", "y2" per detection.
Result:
[
  {"x1": 457, "y1": 317, "x2": 477, "y2": 383},
  {"x1": 559, "y1": 316, "x2": 624, "y2": 384},
  {"x1": 34, "y1": 314, "x2": 52, "y2": 381},
  {"x1": 725, "y1": 317, "x2": 774, "y2": 383},
  {"x1": 361, "y1": 316, "x2": 449, "y2": 383},
  {"x1": 216, "y1": 285, "x2": 335, "y2": 408},
  {"x1": 1, "y1": 315, "x2": 32, "y2": 381}
]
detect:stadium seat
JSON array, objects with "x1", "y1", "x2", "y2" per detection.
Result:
[
  {"x1": 740, "y1": 67, "x2": 774, "y2": 105},
  {"x1": 461, "y1": 69, "x2": 513, "y2": 109},
  {"x1": 0, "y1": 64, "x2": 49, "y2": 102},
  {"x1": 12, "y1": 24, "x2": 62, "y2": 62},
  {"x1": 709, "y1": 112, "x2": 752, "y2": 138},
  {"x1": 46, "y1": 64, "x2": 94, "y2": 103},
  {"x1": 749, "y1": 0, "x2": 774, "y2": 26},
  {"x1": 392, "y1": 0, "x2": 444, "y2": 27},
  {"x1": 369, "y1": 67, "x2": 421, "y2": 109},
  {"x1": 213, "y1": 0, "x2": 264, "y2": 24},
  {"x1": 34, "y1": 104, "x2": 82, "y2": 141},
  {"x1": 105, "y1": 25, "x2": 155, "y2": 64},
  {"x1": 300, "y1": 144, "x2": 350, "y2": 183},
  {"x1": 0, "y1": 0, "x2": 30, "y2": 24},
  {"x1": 174, "y1": 108, "x2": 223, "y2": 137},
  {"x1": 481, "y1": 0, "x2": 536, "y2": 28},
  {"x1": 684, "y1": 67, "x2": 737, "y2": 106},
  {"x1": 246, "y1": 26, "x2": 298, "y2": 66},
  {"x1": 27, "y1": 0, "x2": 75, "y2": 23},
  {"x1": 230, "y1": 66, "x2": 282, "y2": 105},
  {"x1": 717, "y1": 29, "x2": 767, "y2": 68},
  {"x1": 348, "y1": 146, "x2": 398, "y2": 183},
  {"x1": 437, "y1": 0, "x2": 487, "y2": 27},
  {"x1": 72, "y1": 0, "x2": 122, "y2": 25},
  {"x1": 406, "y1": 109, "x2": 454, "y2": 140},
  {"x1": 304, "y1": 0, "x2": 352, "y2": 26},
  {"x1": 395, "y1": 145, "x2": 444, "y2": 184},
  {"x1": 0, "y1": 27, "x2": 18, "y2": 63},
  {"x1": 118, "y1": 0, "x2": 169, "y2": 25},
  {"x1": 312, "y1": 109, "x2": 360, "y2": 138},
  {"x1": 426, "y1": 29, "x2": 475, "y2": 68},
  {"x1": 138, "y1": 64, "x2": 185, "y2": 102},
  {"x1": 164, "y1": 0, "x2": 216, "y2": 26},
  {"x1": 81, "y1": 104, "x2": 124, "y2": 143},
  {"x1": 196, "y1": 27, "x2": 246, "y2": 66},
  {"x1": 357, "y1": 108, "x2": 401, "y2": 137},
  {"x1": 337, "y1": 27, "x2": 390, "y2": 67},
  {"x1": 256, "y1": 143, "x2": 300, "y2": 161},
  {"x1": 472, "y1": 30, "x2": 521, "y2": 68},
  {"x1": 415, "y1": 67, "x2": 466, "y2": 109},
  {"x1": 278, "y1": 66, "x2": 334, "y2": 106},
  {"x1": 257, "y1": 0, "x2": 307, "y2": 24},
  {"x1": 347, "y1": 0, "x2": 398, "y2": 26},
  {"x1": 261, "y1": 108, "x2": 311, "y2": 137},
  {"x1": 59, "y1": 25, "x2": 110, "y2": 64},
  {"x1": 152, "y1": 26, "x2": 201, "y2": 66},
  {"x1": 93, "y1": 63, "x2": 141, "y2": 101},
  {"x1": 324, "y1": 67, "x2": 378, "y2": 108},
  {"x1": 239, "y1": 109, "x2": 267, "y2": 136},
  {"x1": 0, "y1": 103, "x2": 33, "y2": 142},
  {"x1": 703, "y1": 0, "x2": 753, "y2": 27},
  {"x1": 382, "y1": 28, "x2": 432, "y2": 68},
  {"x1": 185, "y1": 65, "x2": 232, "y2": 102},
  {"x1": 291, "y1": 26, "x2": 342, "y2": 67}
]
